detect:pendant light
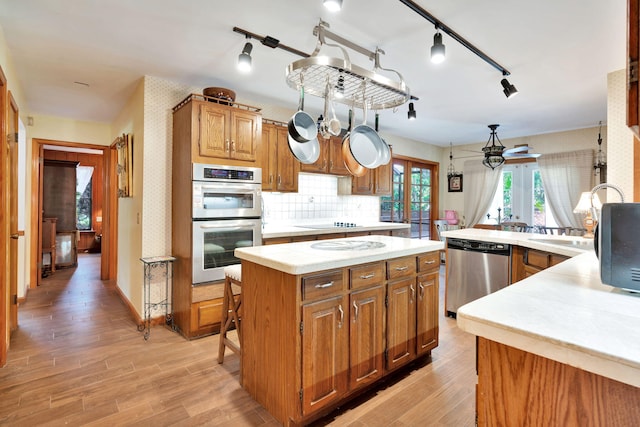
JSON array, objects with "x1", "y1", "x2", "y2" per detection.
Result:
[
  {"x1": 482, "y1": 124, "x2": 505, "y2": 169},
  {"x1": 447, "y1": 142, "x2": 457, "y2": 177},
  {"x1": 593, "y1": 120, "x2": 607, "y2": 183},
  {"x1": 430, "y1": 30, "x2": 445, "y2": 64}
]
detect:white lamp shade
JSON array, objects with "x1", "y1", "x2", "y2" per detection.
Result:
[{"x1": 573, "y1": 192, "x2": 602, "y2": 213}]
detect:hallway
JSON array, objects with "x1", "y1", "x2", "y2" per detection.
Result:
[{"x1": 0, "y1": 255, "x2": 476, "y2": 426}]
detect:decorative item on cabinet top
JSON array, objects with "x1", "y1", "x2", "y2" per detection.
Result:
[{"x1": 172, "y1": 94, "x2": 262, "y2": 114}]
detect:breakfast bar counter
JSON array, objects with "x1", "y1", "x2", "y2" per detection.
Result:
[{"x1": 451, "y1": 233, "x2": 640, "y2": 425}]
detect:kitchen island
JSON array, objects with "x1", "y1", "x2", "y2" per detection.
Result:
[
  {"x1": 261, "y1": 221, "x2": 410, "y2": 243},
  {"x1": 444, "y1": 229, "x2": 640, "y2": 425},
  {"x1": 235, "y1": 235, "x2": 443, "y2": 426}
]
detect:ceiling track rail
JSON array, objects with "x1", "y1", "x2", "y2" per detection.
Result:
[{"x1": 398, "y1": 0, "x2": 511, "y2": 76}]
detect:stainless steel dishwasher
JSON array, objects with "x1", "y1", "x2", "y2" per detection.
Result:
[{"x1": 445, "y1": 238, "x2": 511, "y2": 318}]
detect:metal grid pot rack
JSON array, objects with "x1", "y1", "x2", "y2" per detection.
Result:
[{"x1": 285, "y1": 20, "x2": 410, "y2": 111}]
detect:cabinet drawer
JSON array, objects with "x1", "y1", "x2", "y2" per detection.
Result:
[
  {"x1": 417, "y1": 252, "x2": 440, "y2": 272},
  {"x1": 350, "y1": 262, "x2": 384, "y2": 289},
  {"x1": 525, "y1": 249, "x2": 550, "y2": 269},
  {"x1": 302, "y1": 270, "x2": 345, "y2": 301},
  {"x1": 386, "y1": 256, "x2": 416, "y2": 280}
]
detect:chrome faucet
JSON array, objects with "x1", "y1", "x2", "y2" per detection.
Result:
[{"x1": 590, "y1": 183, "x2": 625, "y2": 221}]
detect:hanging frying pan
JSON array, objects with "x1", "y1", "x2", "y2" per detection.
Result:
[
  {"x1": 341, "y1": 107, "x2": 367, "y2": 177},
  {"x1": 288, "y1": 86, "x2": 317, "y2": 143},
  {"x1": 288, "y1": 131, "x2": 320, "y2": 164},
  {"x1": 375, "y1": 113, "x2": 391, "y2": 165},
  {"x1": 343, "y1": 102, "x2": 386, "y2": 170}
]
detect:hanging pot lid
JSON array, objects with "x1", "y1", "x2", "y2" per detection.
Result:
[{"x1": 288, "y1": 133, "x2": 320, "y2": 164}]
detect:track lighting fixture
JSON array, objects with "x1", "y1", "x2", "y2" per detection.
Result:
[
  {"x1": 430, "y1": 31, "x2": 445, "y2": 64},
  {"x1": 237, "y1": 41, "x2": 253, "y2": 73},
  {"x1": 482, "y1": 124, "x2": 505, "y2": 169},
  {"x1": 323, "y1": 0, "x2": 343, "y2": 12},
  {"x1": 407, "y1": 102, "x2": 416, "y2": 120},
  {"x1": 501, "y1": 78, "x2": 518, "y2": 98}
]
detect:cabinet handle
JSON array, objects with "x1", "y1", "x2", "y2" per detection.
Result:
[
  {"x1": 395, "y1": 266, "x2": 408, "y2": 271},
  {"x1": 269, "y1": 174, "x2": 273, "y2": 184},
  {"x1": 330, "y1": 160, "x2": 334, "y2": 169},
  {"x1": 424, "y1": 260, "x2": 436, "y2": 265},
  {"x1": 277, "y1": 175, "x2": 281, "y2": 185},
  {"x1": 359, "y1": 273, "x2": 375, "y2": 279},
  {"x1": 314, "y1": 281, "x2": 334, "y2": 289},
  {"x1": 419, "y1": 282, "x2": 424, "y2": 300},
  {"x1": 231, "y1": 140, "x2": 236, "y2": 152},
  {"x1": 338, "y1": 304, "x2": 344, "y2": 328},
  {"x1": 225, "y1": 139, "x2": 230, "y2": 152},
  {"x1": 410, "y1": 285, "x2": 415, "y2": 303},
  {"x1": 353, "y1": 301, "x2": 358, "y2": 322}
]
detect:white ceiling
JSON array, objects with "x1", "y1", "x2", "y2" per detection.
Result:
[{"x1": 0, "y1": 0, "x2": 627, "y2": 146}]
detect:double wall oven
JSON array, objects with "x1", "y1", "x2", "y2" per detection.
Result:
[{"x1": 191, "y1": 164, "x2": 262, "y2": 284}]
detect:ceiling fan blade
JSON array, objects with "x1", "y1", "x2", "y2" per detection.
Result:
[
  {"x1": 504, "y1": 153, "x2": 541, "y2": 159},
  {"x1": 503, "y1": 145, "x2": 532, "y2": 155}
]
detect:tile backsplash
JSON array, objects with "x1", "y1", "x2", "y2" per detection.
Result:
[{"x1": 262, "y1": 173, "x2": 380, "y2": 224}]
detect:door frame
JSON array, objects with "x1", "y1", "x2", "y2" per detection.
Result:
[
  {"x1": 29, "y1": 139, "x2": 114, "y2": 287},
  {"x1": 0, "y1": 64, "x2": 7, "y2": 366},
  {"x1": 8, "y1": 91, "x2": 19, "y2": 333}
]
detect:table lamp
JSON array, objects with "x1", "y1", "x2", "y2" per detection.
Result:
[{"x1": 573, "y1": 192, "x2": 602, "y2": 238}]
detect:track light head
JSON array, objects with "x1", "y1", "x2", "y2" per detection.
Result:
[
  {"x1": 407, "y1": 102, "x2": 417, "y2": 120},
  {"x1": 430, "y1": 32, "x2": 445, "y2": 64},
  {"x1": 323, "y1": 0, "x2": 343, "y2": 12},
  {"x1": 237, "y1": 42, "x2": 253, "y2": 73},
  {"x1": 501, "y1": 78, "x2": 518, "y2": 98}
]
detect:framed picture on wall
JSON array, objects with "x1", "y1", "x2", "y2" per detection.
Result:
[
  {"x1": 448, "y1": 173, "x2": 463, "y2": 192},
  {"x1": 115, "y1": 133, "x2": 133, "y2": 197}
]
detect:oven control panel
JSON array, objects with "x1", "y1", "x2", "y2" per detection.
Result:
[{"x1": 193, "y1": 163, "x2": 262, "y2": 184}]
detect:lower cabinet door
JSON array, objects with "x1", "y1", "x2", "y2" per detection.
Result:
[
  {"x1": 301, "y1": 295, "x2": 349, "y2": 415},
  {"x1": 386, "y1": 277, "x2": 417, "y2": 371},
  {"x1": 416, "y1": 271, "x2": 439, "y2": 355},
  {"x1": 349, "y1": 286, "x2": 384, "y2": 390}
]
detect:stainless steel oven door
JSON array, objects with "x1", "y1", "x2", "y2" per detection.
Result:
[
  {"x1": 192, "y1": 181, "x2": 261, "y2": 219},
  {"x1": 192, "y1": 218, "x2": 262, "y2": 284}
]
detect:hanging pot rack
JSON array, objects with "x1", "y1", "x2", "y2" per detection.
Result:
[{"x1": 285, "y1": 20, "x2": 411, "y2": 111}]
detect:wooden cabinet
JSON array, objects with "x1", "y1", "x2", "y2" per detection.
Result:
[
  {"x1": 198, "y1": 101, "x2": 260, "y2": 162},
  {"x1": 171, "y1": 95, "x2": 261, "y2": 339},
  {"x1": 241, "y1": 250, "x2": 440, "y2": 426},
  {"x1": 261, "y1": 121, "x2": 299, "y2": 192},
  {"x1": 300, "y1": 136, "x2": 350, "y2": 176},
  {"x1": 386, "y1": 253, "x2": 440, "y2": 370},
  {"x1": 340, "y1": 147, "x2": 393, "y2": 196},
  {"x1": 512, "y1": 246, "x2": 570, "y2": 282}
]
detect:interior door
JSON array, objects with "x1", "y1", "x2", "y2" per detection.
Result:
[
  {"x1": 409, "y1": 165, "x2": 433, "y2": 239},
  {"x1": 8, "y1": 92, "x2": 18, "y2": 332}
]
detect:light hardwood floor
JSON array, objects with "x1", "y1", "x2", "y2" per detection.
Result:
[{"x1": 0, "y1": 254, "x2": 476, "y2": 426}]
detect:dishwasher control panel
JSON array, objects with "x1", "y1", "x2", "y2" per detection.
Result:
[{"x1": 447, "y1": 238, "x2": 511, "y2": 255}]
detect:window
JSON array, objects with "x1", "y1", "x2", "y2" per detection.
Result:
[
  {"x1": 484, "y1": 163, "x2": 557, "y2": 227},
  {"x1": 76, "y1": 166, "x2": 94, "y2": 230}
]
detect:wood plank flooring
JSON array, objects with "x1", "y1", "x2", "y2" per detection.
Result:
[{"x1": 0, "y1": 254, "x2": 476, "y2": 426}]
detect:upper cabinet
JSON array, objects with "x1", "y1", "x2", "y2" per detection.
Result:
[
  {"x1": 172, "y1": 95, "x2": 262, "y2": 168},
  {"x1": 300, "y1": 136, "x2": 350, "y2": 176},
  {"x1": 262, "y1": 121, "x2": 299, "y2": 192}
]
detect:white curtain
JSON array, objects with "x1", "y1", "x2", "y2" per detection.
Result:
[
  {"x1": 76, "y1": 166, "x2": 94, "y2": 196},
  {"x1": 462, "y1": 160, "x2": 502, "y2": 227},
  {"x1": 537, "y1": 149, "x2": 593, "y2": 228}
]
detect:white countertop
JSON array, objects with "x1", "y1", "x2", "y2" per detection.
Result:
[
  {"x1": 262, "y1": 221, "x2": 410, "y2": 239},
  {"x1": 441, "y1": 227, "x2": 593, "y2": 257},
  {"x1": 236, "y1": 235, "x2": 443, "y2": 275},
  {"x1": 456, "y1": 248, "x2": 640, "y2": 387}
]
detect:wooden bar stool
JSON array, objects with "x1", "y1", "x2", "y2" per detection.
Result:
[{"x1": 218, "y1": 264, "x2": 242, "y2": 364}]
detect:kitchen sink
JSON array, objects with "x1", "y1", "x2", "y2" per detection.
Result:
[
  {"x1": 528, "y1": 238, "x2": 594, "y2": 248},
  {"x1": 310, "y1": 241, "x2": 386, "y2": 251}
]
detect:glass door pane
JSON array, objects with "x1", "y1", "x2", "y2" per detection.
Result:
[
  {"x1": 410, "y1": 166, "x2": 432, "y2": 239},
  {"x1": 381, "y1": 161, "x2": 405, "y2": 223}
]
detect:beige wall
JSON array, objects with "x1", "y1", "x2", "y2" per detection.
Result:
[{"x1": 607, "y1": 69, "x2": 635, "y2": 200}]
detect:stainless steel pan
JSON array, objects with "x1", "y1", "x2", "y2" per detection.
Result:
[
  {"x1": 343, "y1": 103, "x2": 386, "y2": 170},
  {"x1": 288, "y1": 86, "x2": 317, "y2": 143}
]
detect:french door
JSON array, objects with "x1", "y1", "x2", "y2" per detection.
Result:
[{"x1": 381, "y1": 158, "x2": 439, "y2": 239}]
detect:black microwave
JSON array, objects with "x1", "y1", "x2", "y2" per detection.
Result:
[{"x1": 595, "y1": 203, "x2": 640, "y2": 292}]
